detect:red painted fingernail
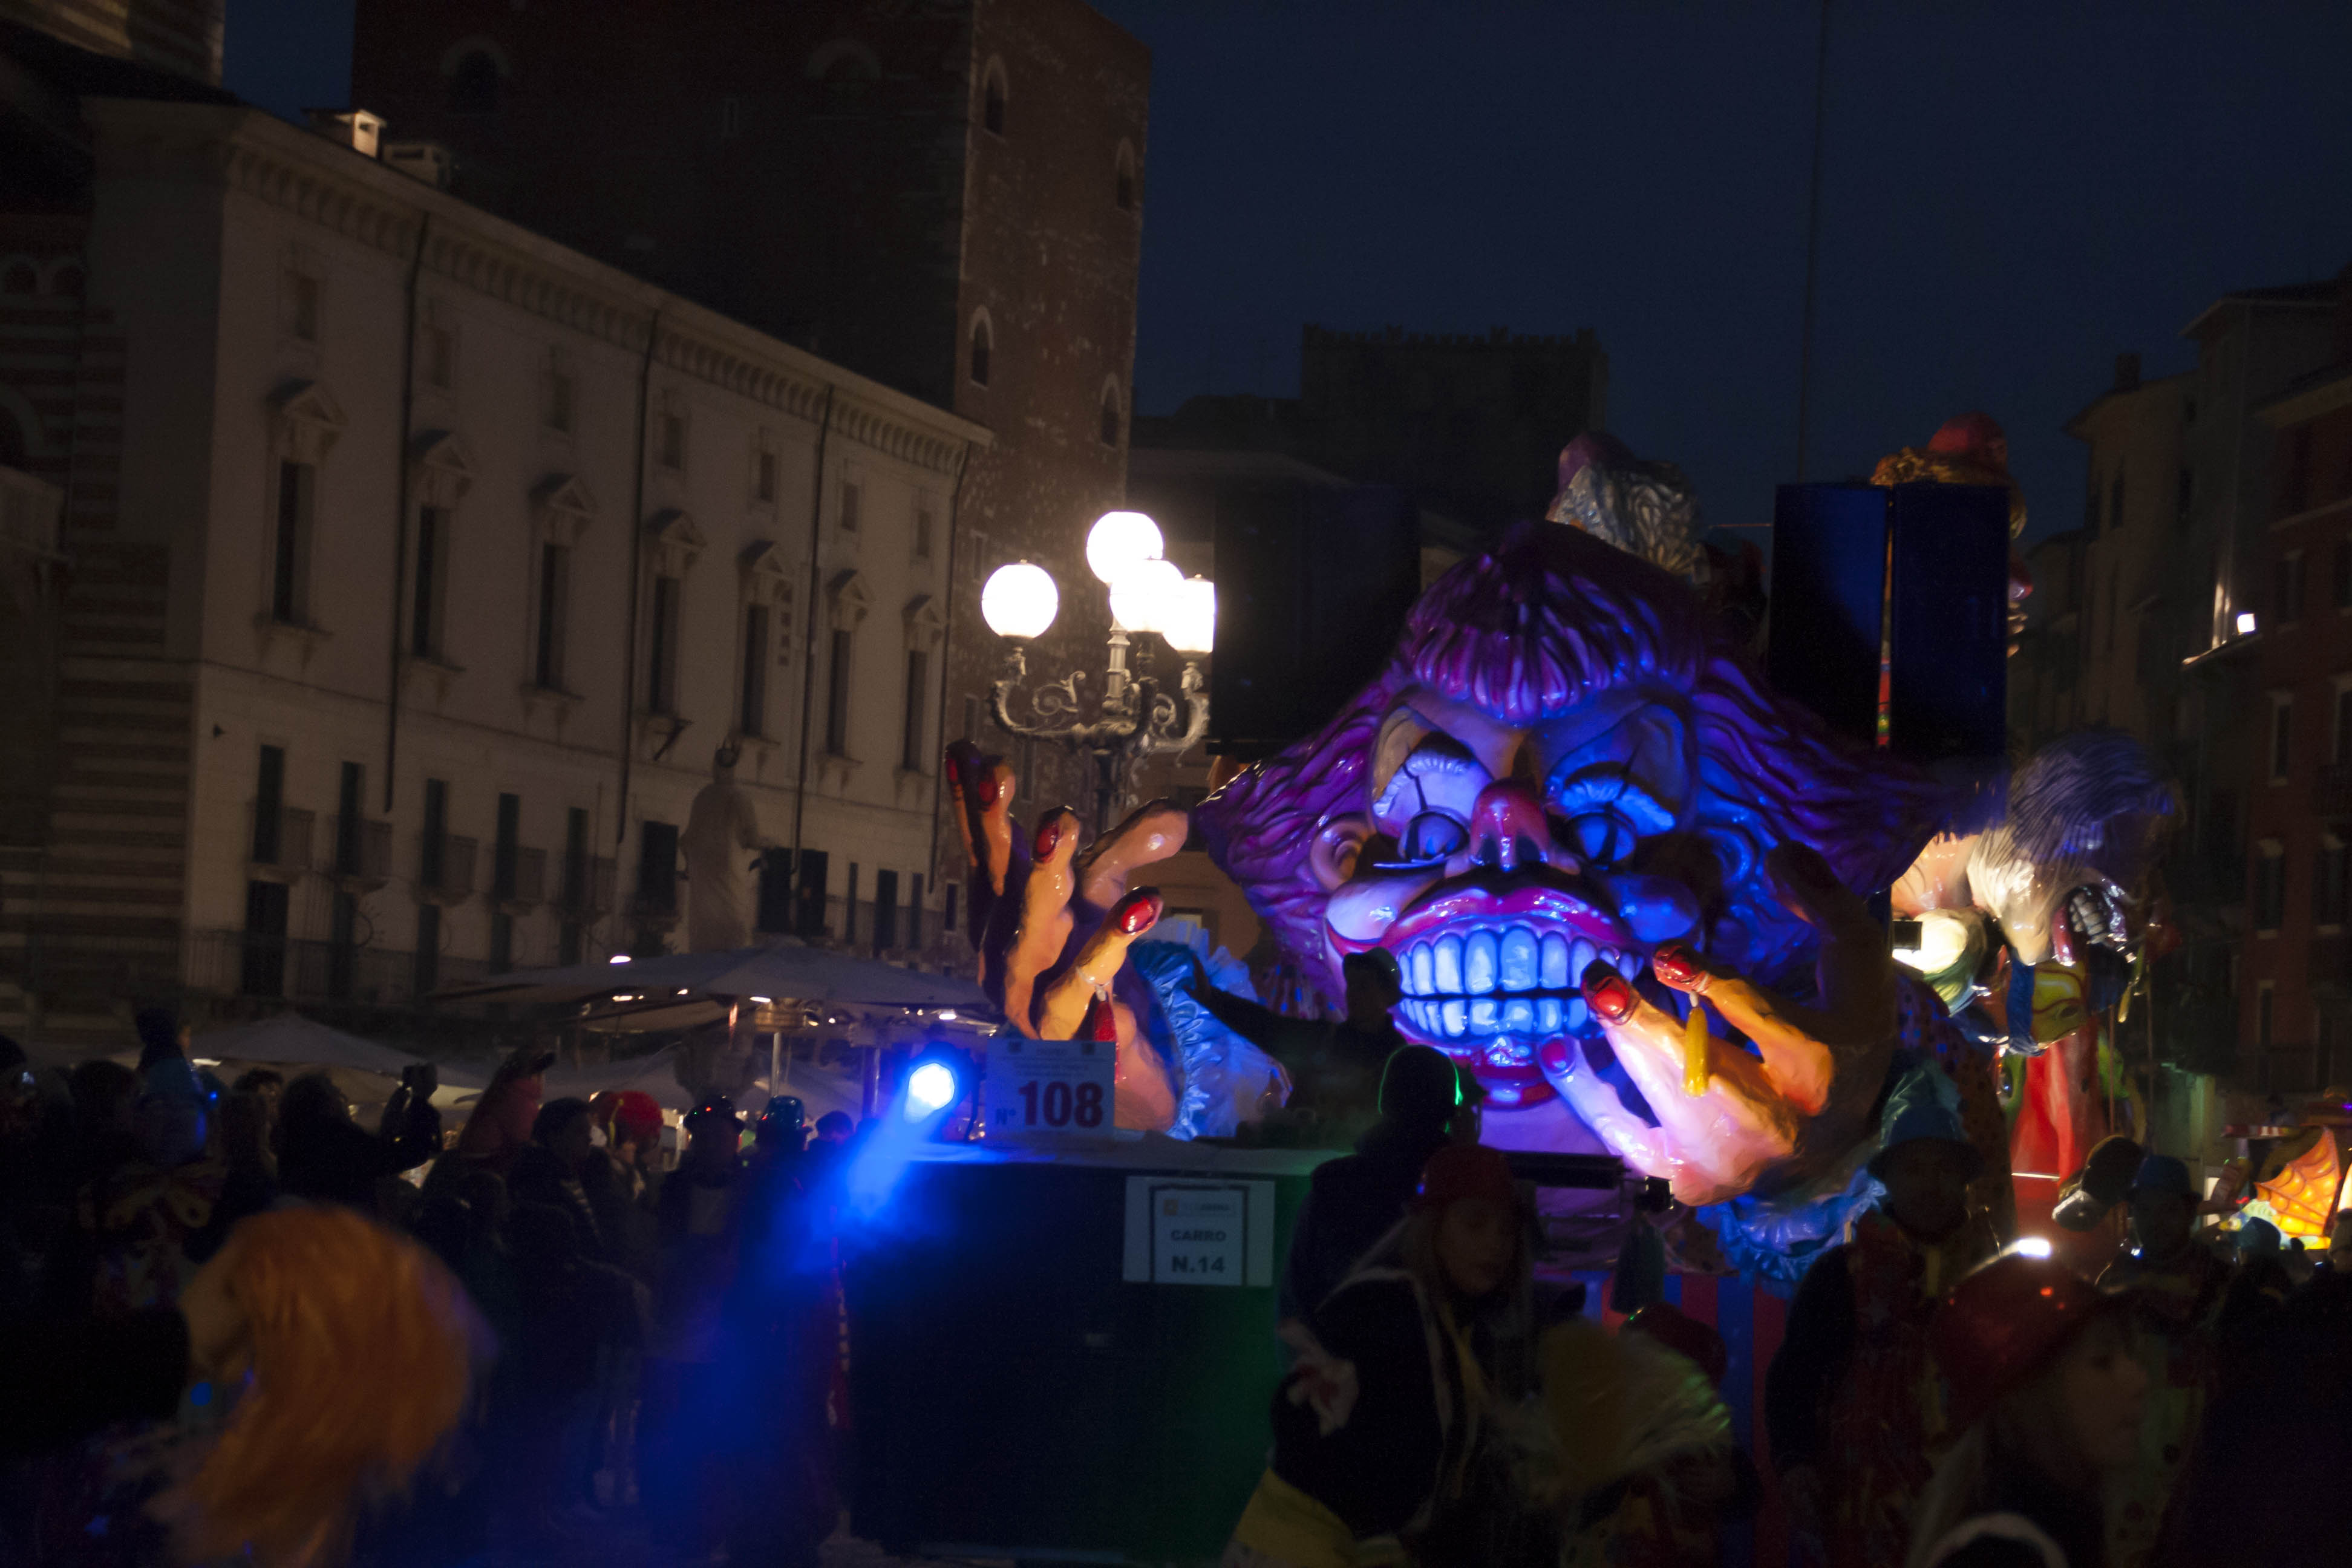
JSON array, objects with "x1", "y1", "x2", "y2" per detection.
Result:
[
  {"x1": 1652, "y1": 943, "x2": 1702, "y2": 988},
  {"x1": 1114, "y1": 889, "x2": 1164, "y2": 936},
  {"x1": 1582, "y1": 962, "x2": 1634, "y2": 1022},
  {"x1": 1034, "y1": 816, "x2": 1064, "y2": 859}
]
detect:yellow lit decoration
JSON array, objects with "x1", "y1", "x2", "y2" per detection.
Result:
[
  {"x1": 1683, "y1": 1003, "x2": 1710, "y2": 1097},
  {"x1": 2250, "y1": 1126, "x2": 2345, "y2": 1240}
]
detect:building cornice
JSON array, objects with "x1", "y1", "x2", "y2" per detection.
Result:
[
  {"x1": 80, "y1": 98, "x2": 991, "y2": 476},
  {"x1": 2256, "y1": 365, "x2": 2352, "y2": 429}
]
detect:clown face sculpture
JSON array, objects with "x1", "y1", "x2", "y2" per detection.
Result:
[{"x1": 1198, "y1": 523, "x2": 1950, "y2": 1204}]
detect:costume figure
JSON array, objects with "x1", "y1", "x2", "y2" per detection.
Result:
[
  {"x1": 2096, "y1": 1155, "x2": 2233, "y2": 1568},
  {"x1": 1766, "y1": 1081, "x2": 1998, "y2": 1568}
]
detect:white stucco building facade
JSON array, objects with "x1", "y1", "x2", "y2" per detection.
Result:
[{"x1": 2, "y1": 99, "x2": 987, "y2": 1044}]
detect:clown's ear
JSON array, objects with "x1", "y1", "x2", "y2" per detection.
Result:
[{"x1": 1308, "y1": 814, "x2": 1374, "y2": 891}]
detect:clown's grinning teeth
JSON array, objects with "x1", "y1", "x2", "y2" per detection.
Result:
[{"x1": 1393, "y1": 926, "x2": 1639, "y2": 1044}]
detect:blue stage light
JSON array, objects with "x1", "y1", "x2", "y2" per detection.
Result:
[{"x1": 905, "y1": 1060, "x2": 961, "y2": 1119}]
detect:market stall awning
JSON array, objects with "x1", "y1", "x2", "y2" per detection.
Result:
[
  {"x1": 433, "y1": 941, "x2": 991, "y2": 1030},
  {"x1": 188, "y1": 1013, "x2": 482, "y2": 1085}
]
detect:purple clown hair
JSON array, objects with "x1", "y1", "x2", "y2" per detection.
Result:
[
  {"x1": 1197, "y1": 523, "x2": 1950, "y2": 997},
  {"x1": 1996, "y1": 727, "x2": 2176, "y2": 878}
]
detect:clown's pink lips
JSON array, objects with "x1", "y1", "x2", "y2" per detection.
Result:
[{"x1": 1376, "y1": 878, "x2": 1637, "y2": 1050}]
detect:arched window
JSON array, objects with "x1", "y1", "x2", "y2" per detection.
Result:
[
  {"x1": 448, "y1": 50, "x2": 503, "y2": 114},
  {"x1": 1099, "y1": 380, "x2": 1121, "y2": 447},
  {"x1": 969, "y1": 312, "x2": 992, "y2": 388},
  {"x1": 49, "y1": 264, "x2": 82, "y2": 297},
  {"x1": 0, "y1": 408, "x2": 27, "y2": 469},
  {"x1": 981, "y1": 58, "x2": 1007, "y2": 136},
  {"x1": 1114, "y1": 142, "x2": 1137, "y2": 211},
  {"x1": 1, "y1": 262, "x2": 33, "y2": 296}
]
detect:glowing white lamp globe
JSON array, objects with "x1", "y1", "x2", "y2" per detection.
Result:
[
  {"x1": 981, "y1": 561, "x2": 1059, "y2": 641},
  {"x1": 1163, "y1": 575, "x2": 1217, "y2": 655},
  {"x1": 1086, "y1": 509, "x2": 1164, "y2": 586},
  {"x1": 1108, "y1": 557, "x2": 1184, "y2": 635}
]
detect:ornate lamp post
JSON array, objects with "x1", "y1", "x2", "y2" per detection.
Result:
[{"x1": 979, "y1": 510, "x2": 1214, "y2": 829}]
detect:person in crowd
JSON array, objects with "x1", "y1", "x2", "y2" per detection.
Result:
[
  {"x1": 1907, "y1": 1250, "x2": 2148, "y2": 1568},
  {"x1": 726, "y1": 1093, "x2": 841, "y2": 1568},
  {"x1": 1766, "y1": 1079, "x2": 1998, "y2": 1568},
  {"x1": 65, "y1": 1057, "x2": 142, "y2": 1195},
  {"x1": 641, "y1": 1096, "x2": 751, "y2": 1556},
  {"x1": 1534, "y1": 1303, "x2": 1751, "y2": 1568},
  {"x1": 426, "y1": 1047, "x2": 555, "y2": 1195},
  {"x1": 509, "y1": 1097, "x2": 610, "y2": 1262},
  {"x1": 2151, "y1": 1210, "x2": 2352, "y2": 1567},
  {"x1": 496, "y1": 1195, "x2": 637, "y2": 1547},
  {"x1": 274, "y1": 1068, "x2": 437, "y2": 1212},
  {"x1": 590, "y1": 1089, "x2": 665, "y2": 1281},
  {"x1": 1190, "y1": 949, "x2": 1409, "y2": 1140},
  {"x1": 2313, "y1": 1209, "x2": 2352, "y2": 1282},
  {"x1": 1280, "y1": 1045, "x2": 1471, "y2": 1323},
  {"x1": 229, "y1": 1066, "x2": 285, "y2": 1132},
  {"x1": 65, "y1": 1056, "x2": 225, "y2": 1316},
  {"x1": 813, "y1": 1109, "x2": 854, "y2": 1147},
  {"x1": 190, "y1": 1088, "x2": 278, "y2": 1262},
  {"x1": 130, "y1": 1005, "x2": 189, "y2": 1073},
  {"x1": 1224, "y1": 1143, "x2": 1535, "y2": 1567},
  {"x1": 2092, "y1": 1154, "x2": 2234, "y2": 1568}
]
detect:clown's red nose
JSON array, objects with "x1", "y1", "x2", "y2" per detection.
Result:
[{"x1": 1468, "y1": 780, "x2": 1557, "y2": 872}]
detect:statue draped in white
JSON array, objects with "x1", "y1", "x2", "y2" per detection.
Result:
[{"x1": 681, "y1": 745, "x2": 766, "y2": 953}]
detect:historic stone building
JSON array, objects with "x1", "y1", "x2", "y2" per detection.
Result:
[
  {"x1": 2011, "y1": 273, "x2": 2348, "y2": 1096},
  {"x1": 347, "y1": 0, "x2": 1151, "y2": 901},
  {"x1": 0, "y1": 0, "x2": 221, "y2": 85},
  {"x1": 0, "y1": 44, "x2": 986, "y2": 1049}
]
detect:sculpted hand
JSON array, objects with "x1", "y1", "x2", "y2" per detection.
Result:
[
  {"x1": 946, "y1": 741, "x2": 1190, "y2": 1129},
  {"x1": 1572, "y1": 843, "x2": 1898, "y2": 1206}
]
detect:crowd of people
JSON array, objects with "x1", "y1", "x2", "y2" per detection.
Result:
[
  {"x1": 1224, "y1": 1042, "x2": 2352, "y2": 1568},
  {"x1": 1, "y1": 1013, "x2": 864, "y2": 1566},
  {"x1": 10, "y1": 998, "x2": 2352, "y2": 1568}
]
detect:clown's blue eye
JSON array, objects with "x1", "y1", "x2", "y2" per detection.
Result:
[
  {"x1": 1566, "y1": 812, "x2": 1636, "y2": 869},
  {"x1": 1403, "y1": 812, "x2": 1467, "y2": 863}
]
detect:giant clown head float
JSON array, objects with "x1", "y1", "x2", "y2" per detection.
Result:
[{"x1": 1198, "y1": 521, "x2": 1976, "y2": 1216}]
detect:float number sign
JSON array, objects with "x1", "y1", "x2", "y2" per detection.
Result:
[
  {"x1": 984, "y1": 1037, "x2": 1114, "y2": 1136},
  {"x1": 1150, "y1": 1184, "x2": 1246, "y2": 1287}
]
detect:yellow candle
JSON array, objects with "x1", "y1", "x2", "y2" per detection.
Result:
[{"x1": 1683, "y1": 1002, "x2": 1710, "y2": 1096}]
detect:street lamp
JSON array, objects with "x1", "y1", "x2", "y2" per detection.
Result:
[{"x1": 979, "y1": 510, "x2": 1213, "y2": 827}]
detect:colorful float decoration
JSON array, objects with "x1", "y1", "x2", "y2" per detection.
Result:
[{"x1": 952, "y1": 420, "x2": 2178, "y2": 1284}]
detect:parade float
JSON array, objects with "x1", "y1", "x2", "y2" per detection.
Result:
[{"x1": 849, "y1": 418, "x2": 2183, "y2": 1561}]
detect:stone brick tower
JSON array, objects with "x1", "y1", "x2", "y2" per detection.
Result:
[{"x1": 351, "y1": 0, "x2": 1149, "y2": 932}]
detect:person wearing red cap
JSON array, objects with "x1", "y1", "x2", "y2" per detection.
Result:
[
  {"x1": 1223, "y1": 1143, "x2": 1535, "y2": 1567},
  {"x1": 1907, "y1": 1250, "x2": 2148, "y2": 1568}
]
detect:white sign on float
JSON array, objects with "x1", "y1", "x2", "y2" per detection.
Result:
[
  {"x1": 982, "y1": 1036, "x2": 1116, "y2": 1136},
  {"x1": 1120, "y1": 1179, "x2": 1278, "y2": 1289}
]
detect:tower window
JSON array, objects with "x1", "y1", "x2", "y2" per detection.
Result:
[
  {"x1": 969, "y1": 316, "x2": 991, "y2": 388},
  {"x1": 981, "y1": 63, "x2": 1007, "y2": 136},
  {"x1": 1115, "y1": 144, "x2": 1137, "y2": 211},
  {"x1": 1100, "y1": 384, "x2": 1121, "y2": 448}
]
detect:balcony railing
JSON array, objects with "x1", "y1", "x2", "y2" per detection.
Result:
[
  {"x1": 417, "y1": 834, "x2": 477, "y2": 906},
  {"x1": 328, "y1": 816, "x2": 393, "y2": 890},
  {"x1": 189, "y1": 929, "x2": 491, "y2": 1007},
  {"x1": 495, "y1": 846, "x2": 546, "y2": 910},
  {"x1": 560, "y1": 855, "x2": 616, "y2": 918},
  {"x1": 246, "y1": 803, "x2": 315, "y2": 881}
]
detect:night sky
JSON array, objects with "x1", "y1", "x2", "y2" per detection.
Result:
[{"x1": 225, "y1": 0, "x2": 2352, "y2": 545}]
